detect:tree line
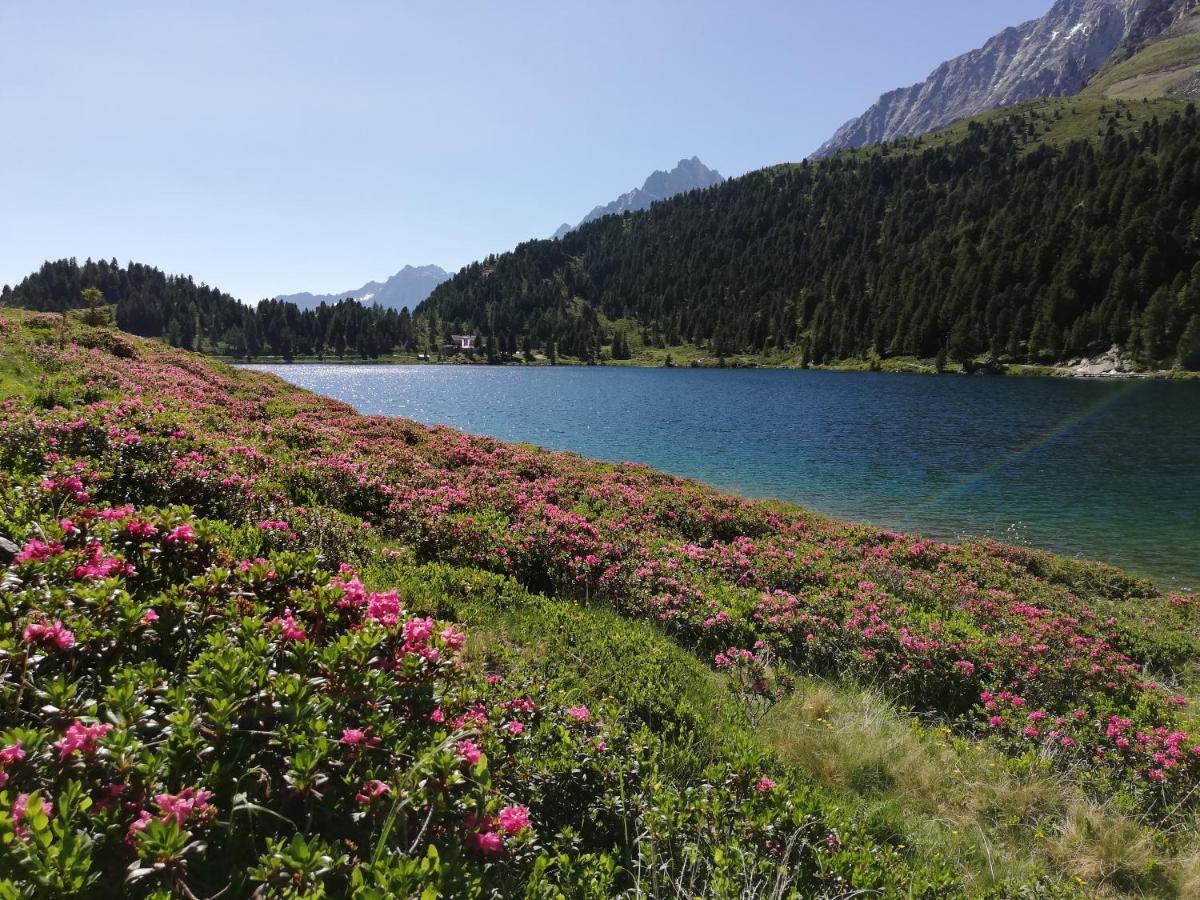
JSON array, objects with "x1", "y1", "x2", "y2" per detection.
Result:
[
  {"x1": 0, "y1": 258, "x2": 431, "y2": 360},
  {"x1": 418, "y1": 105, "x2": 1200, "y2": 369}
]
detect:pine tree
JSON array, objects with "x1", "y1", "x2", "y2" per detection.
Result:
[{"x1": 79, "y1": 287, "x2": 111, "y2": 327}]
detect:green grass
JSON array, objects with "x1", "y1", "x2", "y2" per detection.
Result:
[
  {"x1": 364, "y1": 559, "x2": 744, "y2": 748},
  {"x1": 0, "y1": 328, "x2": 37, "y2": 399},
  {"x1": 1085, "y1": 31, "x2": 1200, "y2": 99},
  {"x1": 0, "y1": 365, "x2": 33, "y2": 400},
  {"x1": 912, "y1": 94, "x2": 1187, "y2": 154}
]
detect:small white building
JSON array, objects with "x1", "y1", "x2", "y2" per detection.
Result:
[{"x1": 450, "y1": 334, "x2": 475, "y2": 350}]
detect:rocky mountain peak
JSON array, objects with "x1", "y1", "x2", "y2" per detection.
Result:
[
  {"x1": 274, "y1": 264, "x2": 451, "y2": 312},
  {"x1": 815, "y1": 0, "x2": 1198, "y2": 156},
  {"x1": 555, "y1": 157, "x2": 724, "y2": 237}
]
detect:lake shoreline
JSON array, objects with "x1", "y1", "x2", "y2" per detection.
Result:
[{"x1": 225, "y1": 353, "x2": 1200, "y2": 381}]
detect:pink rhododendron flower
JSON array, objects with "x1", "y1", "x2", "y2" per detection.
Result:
[
  {"x1": 505, "y1": 720, "x2": 525, "y2": 735},
  {"x1": 467, "y1": 829, "x2": 503, "y2": 854},
  {"x1": 156, "y1": 787, "x2": 214, "y2": 826},
  {"x1": 341, "y1": 728, "x2": 380, "y2": 748},
  {"x1": 125, "y1": 520, "x2": 158, "y2": 539},
  {"x1": 12, "y1": 793, "x2": 52, "y2": 841},
  {"x1": 270, "y1": 609, "x2": 307, "y2": 642},
  {"x1": 403, "y1": 616, "x2": 434, "y2": 649},
  {"x1": 54, "y1": 721, "x2": 113, "y2": 761},
  {"x1": 23, "y1": 619, "x2": 75, "y2": 651},
  {"x1": 498, "y1": 805, "x2": 530, "y2": 835},
  {"x1": 465, "y1": 814, "x2": 505, "y2": 854},
  {"x1": 366, "y1": 590, "x2": 402, "y2": 627},
  {"x1": 755, "y1": 777, "x2": 777, "y2": 792},
  {"x1": 0, "y1": 742, "x2": 24, "y2": 787},
  {"x1": 457, "y1": 740, "x2": 483, "y2": 766},
  {"x1": 14, "y1": 539, "x2": 63, "y2": 564},
  {"x1": 334, "y1": 574, "x2": 367, "y2": 609},
  {"x1": 567, "y1": 706, "x2": 590, "y2": 723},
  {"x1": 355, "y1": 780, "x2": 390, "y2": 804},
  {"x1": 163, "y1": 523, "x2": 196, "y2": 544},
  {"x1": 72, "y1": 541, "x2": 133, "y2": 579},
  {"x1": 129, "y1": 787, "x2": 215, "y2": 842}
]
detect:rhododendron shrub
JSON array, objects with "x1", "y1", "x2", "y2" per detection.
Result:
[
  {"x1": 0, "y1": 496, "x2": 944, "y2": 898},
  {"x1": 0, "y1": 313, "x2": 975, "y2": 896},
  {"x1": 0, "y1": 498, "x2": 501, "y2": 891},
  {"x1": 716, "y1": 642, "x2": 793, "y2": 727}
]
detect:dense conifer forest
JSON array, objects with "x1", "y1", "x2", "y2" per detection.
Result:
[
  {"x1": 0, "y1": 259, "x2": 419, "y2": 360},
  {"x1": 419, "y1": 107, "x2": 1200, "y2": 369}
]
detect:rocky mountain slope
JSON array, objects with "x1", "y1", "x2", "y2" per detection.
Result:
[
  {"x1": 815, "y1": 0, "x2": 1199, "y2": 156},
  {"x1": 552, "y1": 156, "x2": 723, "y2": 238},
  {"x1": 275, "y1": 263, "x2": 450, "y2": 311}
]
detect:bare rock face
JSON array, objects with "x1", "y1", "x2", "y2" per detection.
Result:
[
  {"x1": 1063, "y1": 344, "x2": 1142, "y2": 375},
  {"x1": 814, "y1": 0, "x2": 1198, "y2": 157}
]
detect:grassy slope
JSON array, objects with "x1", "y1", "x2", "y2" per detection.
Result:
[
  {"x1": 1086, "y1": 7, "x2": 1200, "y2": 100},
  {"x1": 5, "y1": 312, "x2": 1200, "y2": 896}
]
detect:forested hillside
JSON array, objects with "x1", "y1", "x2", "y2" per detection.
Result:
[
  {"x1": 0, "y1": 258, "x2": 421, "y2": 359},
  {"x1": 419, "y1": 107, "x2": 1200, "y2": 369}
]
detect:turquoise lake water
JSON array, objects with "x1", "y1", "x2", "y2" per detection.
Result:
[{"x1": 245, "y1": 364, "x2": 1200, "y2": 590}]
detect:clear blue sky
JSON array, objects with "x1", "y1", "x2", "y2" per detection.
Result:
[{"x1": 0, "y1": 0, "x2": 1052, "y2": 301}]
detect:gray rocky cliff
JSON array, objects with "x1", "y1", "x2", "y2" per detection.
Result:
[{"x1": 815, "y1": 0, "x2": 1197, "y2": 156}]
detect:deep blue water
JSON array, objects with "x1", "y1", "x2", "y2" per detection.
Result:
[{"x1": 244, "y1": 364, "x2": 1200, "y2": 590}]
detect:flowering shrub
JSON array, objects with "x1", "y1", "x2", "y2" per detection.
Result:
[
  {"x1": 716, "y1": 642, "x2": 793, "y2": 727},
  {"x1": 0, "y1": 312, "x2": 987, "y2": 896}
]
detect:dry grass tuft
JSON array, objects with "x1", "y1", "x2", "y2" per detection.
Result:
[
  {"x1": 1045, "y1": 803, "x2": 1169, "y2": 896},
  {"x1": 760, "y1": 679, "x2": 1200, "y2": 897}
]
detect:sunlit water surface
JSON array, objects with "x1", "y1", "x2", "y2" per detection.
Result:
[{"x1": 244, "y1": 364, "x2": 1200, "y2": 590}]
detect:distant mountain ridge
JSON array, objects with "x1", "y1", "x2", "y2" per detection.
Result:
[
  {"x1": 275, "y1": 264, "x2": 450, "y2": 311},
  {"x1": 273, "y1": 159, "x2": 722, "y2": 307},
  {"x1": 815, "y1": 0, "x2": 1199, "y2": 156},
  {"x1": 552, "y1": 156, "x2": 724, "y2": 238}
]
